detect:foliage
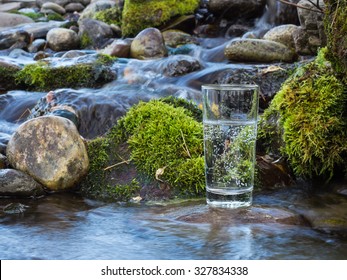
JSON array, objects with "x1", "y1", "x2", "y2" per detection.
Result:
[
  {"x1": 324, "y1": 0, "x2": 347, "y2": 83},
  {"x1": 15, "y1": 55, "x2": 116, "y2": 91},
  {"x1": 93, "y1": 7, "x2": 122, "y2": 26},
  {"x1": 118, "y1": 99, "x2": 205, "y2": 197},
  {"x1": 259, "y1": 47, "x2": 347, "y2": 181},
  {"x1": 121, "y1": 0, "x2": 200, "y2": 37}
]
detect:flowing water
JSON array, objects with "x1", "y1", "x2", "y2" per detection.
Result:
[{"x1": 1, "y1": 8, "x2": 347, "y2": 259}]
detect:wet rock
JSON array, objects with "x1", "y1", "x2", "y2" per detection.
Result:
[
  {"x1": 46, "y1": 28, "x2": 80, "y2": 52},
  {"x1": 0, "y1": 29, "x2": 31, "y2": 50},
  {"x1": 6, "y1": 116, "x2": 89, "y2": 192},
  {"x1": 41, "y1": 2, "x2": 66, "y2": 15},
  {"x1": 28, "y1": 39, "x2": 47, "y2": 53},
  {"x1": 176, "y1": 204, "x2": 307, "y2": 226},
  {"x1": 0, "y1": 21, "x2": 68, "y2": 42},
  {"x1": 130, "y1": 28, "x2": 168, "y2": 60},
  {"x1": 0, "y1": 3, "x2": 24, "y2": 13},
  {"x1": 78, "y1": 18, "x2": 115, "y2": 49},
  {"x1": 0, "y1": 12, "x2": 34, "y2": 28},
  {"x1": 208, "y1": 0, "x2": 266, "y2": 20},
  {"x1": 0, "y1": 153, "x2": 6, "y2": 169},
  {"x1": 3, "y1": 203, "x2": 29, "y2": 214},
  {"x1": 160, "y1": 55, "x2": 202, "y2": 77},
  {"x1": 224, "y1": 38, "x2": 297, "y2": 63},
  {"x1": 101, "y1": 39, "x2": 131, "y2": 58},
  {"x1": 162, "y1": 30, "x2": 198, "y2": 48},
  {"x1": 263, "y1": 24, "x2": 300, "y2": 50},
  {"x1": 0, "y1": 169, "x2": 45, "y2": 197},
  {"x1": 296, "y1": 192, "x2": 347, "y2": 236}
]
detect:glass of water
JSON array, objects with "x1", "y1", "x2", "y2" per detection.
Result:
[{"x1": 202, "y1": 84, "x2": 259, "y2": 208}]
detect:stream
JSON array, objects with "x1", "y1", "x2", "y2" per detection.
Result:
[{"x1": 1, "y1": 12, "x2": 347, "y2": 260}]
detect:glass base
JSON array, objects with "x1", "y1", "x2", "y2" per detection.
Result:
[{"x1": 206, "y1": 188, "x2": 252, "y2": 209}]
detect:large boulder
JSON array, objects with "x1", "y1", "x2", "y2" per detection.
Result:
[
  {"x1": 46, "y1": 28, "x2": 80, "y2": 52},
  {"x1": 0, "y1": 169, "x2": 45, "y2": 197},
  {"x1": 130, "y1": 28, "x2": 168, "y2": 60},
  {"x1": 6, "y1": 116, "x2": 89, "y2": 191},
  {"x1": 224, "y1": 38, "x2": 297, "y2": 63}
]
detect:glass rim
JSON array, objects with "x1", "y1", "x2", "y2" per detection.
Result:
[{"x1": 201, "y1": 84, "x2": 259, "y2": 91}]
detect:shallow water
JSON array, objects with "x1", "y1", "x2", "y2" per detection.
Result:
[{"x1": 1, "y1": 191, "x2": 347, "y2": 260}]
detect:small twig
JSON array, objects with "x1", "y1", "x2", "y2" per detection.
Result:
[
  {"x1": 277, "y1": 0, "x2": 324, "y2": 13},
  {"x1": 103, "y1": 160, "x2": 130, "y2": 171},
  {"x1": 16, "y1": 108, "x2": 32, "y2": 123},
  {"x1": 180, "y1": 129, "x2": 191, "y2": 158}
]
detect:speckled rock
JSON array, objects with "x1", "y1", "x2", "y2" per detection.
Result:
[
  {"x1": 130, "y1": 28, "x2": 168, "y2": 60},
  {"x1": 6, "y1": 116, "x2": 89, "y2": 191},
  {"x1": 224, "y1": 38, "x2": 297, "y2": 63}
]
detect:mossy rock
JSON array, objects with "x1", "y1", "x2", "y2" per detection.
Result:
[
  {"x1": 15, "y1": 54, "x2": 117, "y2": 91},
  {"x1": 93, "y1": 6, "x2": 122, "y2": 26},
  {"x1": 258, "y1": 47, "x2": 347, "y2": 182},
  {"x1": 0, "y1": 61, "x2": 22, "y2": 92},
  {"x1": 324, "y1": 0, "x2": 347, "y2": 83},
  {"x1": 121, "y1": 0, "x2": 200, "y2": 37},
  {"x1": 78, "y1": 97, "x2": 205, "y2": 202}
]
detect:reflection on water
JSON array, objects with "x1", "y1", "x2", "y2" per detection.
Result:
[{"x1": 1, "y1": 193, "x2": 347, "y2": 260}]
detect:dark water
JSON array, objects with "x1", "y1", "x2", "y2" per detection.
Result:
[{"x1": 1, "y1": 191, "x2": 347, "y2": 260}]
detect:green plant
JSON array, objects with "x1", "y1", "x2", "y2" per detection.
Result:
[
  {"x1": 119, "y1": 99, "x2": 205, "y2": 196},
  {"x1": 94, "y1": 7, "x2": 122, "y2": 26},
  {"x1": 259, "y1": 47, "x2": 347, "y2": 181}
]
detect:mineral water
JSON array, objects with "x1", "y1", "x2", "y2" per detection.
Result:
[{"x1": 203, "y1": 119, "x2": 257, "y2": 208}]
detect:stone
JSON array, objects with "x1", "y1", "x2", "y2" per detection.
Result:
[
  {"x1": 0, "y1": 60, "x2": 21, "y2": 91},
  {"x1": 46, "y1": 28, "x2": 80, "y2": 52},
  {"x1": 6, "y1": 116, "x2": 89, "y2": 191},
  {"x1": 0, "y1": 169, "x2": 45, "y2": 197},
  {"x1": 41, "y1": 2, "x2": 66, "y2": 15},
  {"x1": 130, "y1": 28, "x2": 168, "y2": 60},
  {"x1": 64, "y1": 2, "x2": 85, "y2": 13},
  {"x1": 28, "y1": 39, "x2": 47, "y2": 53},
  {"x1": 160, "y1": 55, "x2": 202, "y2": 77},
  {"x1": 0, "y1": 3, "x2": 24, "y2": 13},
  {"x1": 224, "y1": 38, "x2": 297, "y2": 63},
  {"x1": 263, "y1": 24, "x2": 300, "y2": 50},
  {"x1": 162, "y1": 30, "x2": 198, "y2": 48},
  {"x1": 101, "y1": 39, "x2": 131, "y2": 58},
  {"x1": 0, "y1": 12, "x2": 34, "y2": 28},
  {"x1": 78, "y1": 18, "x2": 115, "y2": 49}
]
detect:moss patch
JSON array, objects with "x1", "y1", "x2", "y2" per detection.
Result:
[
  {"x1": 79, "y1": 97, "x2": 205, "y2": 201},
  {"x1": 121, "y1": 0, "x2": 200, "y2": 37},
  {"x1": 258, "y1": 48, "x2": 347, "y2": 181},
  {"x1": 93, "y1": 7, "x2": 122, "y2": 26},
  {"x1": 15, "y1": 54, "x2": 116, "y2": 91},
  {"x1": 324, "y1": 0, "x2": 347, "y2": 83}
]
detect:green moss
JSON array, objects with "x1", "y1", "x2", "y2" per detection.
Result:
[
  {"x1": 324, "y1": 0, "x2": 347, "y2": 83},
  {"x1": 121, "y1": 0, "x2": 200, "y2": 37},
  {"x1": 93, "y1": 7, "x2": 122, "y2": 26},
  {"x1": 119, "y1": 99, "x2": 205, "y2": 197},
  {"x1": 259, "y1": 48, "x2": 347, "y2": 181},
  {"x1": 80, "y1": 32, "x2": 94, "y2": 49},
  {"x1": 46, "y1": 13, "x2": 65, "y2": 21},
  {"x1": 15, "y1": 55, "x2": 116, "y2": 91},
  {"x1": 0, "y1": 65, "x2": 21, "y2": 91}
]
